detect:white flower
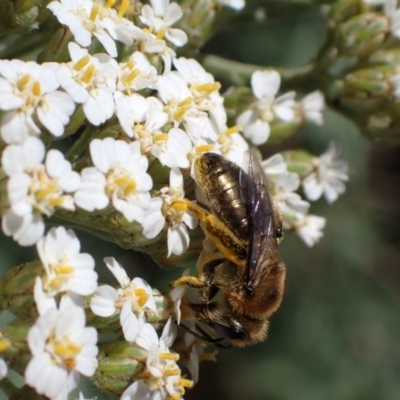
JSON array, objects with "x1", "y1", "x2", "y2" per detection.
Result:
[
  {"x1": 302, "y1": 142, "x2": 349, "y2": 204},
  {"x1": 173, "y1": 57, "x2": 223, "y2": 122},
  {"x1": 87, "y1": 137, "x2": 153, "y2": 223},
  {"x1": 237, "y1": 70, "x2": 295, "y2": 145},
  {"x1": 139, "y1": 0, "x2": 188, "y2": 47},
  {"x1": 25, "y1": 299, "x2": 98, "y2": 400},
  {"x1": 0, "y1": 359, "x2": 7, "y2": 380},
  {"x1": 117, "y1": 51, "x2": 158, "y2": 93},
  {"x1": 57, "y1": 43, "x2": 117, "y2": 126},
  {"x1": 0, "y1": 60, "x2": 75, "y2": 143},
  {"x1": 74, "y1": 167, "x2": 109, "y2": 212},
  {"x1": 272, "y1": 171, "x2": 310, "y2": 222},
  {"x1": 295, "y1": 214, "x2": 326, "y2": 247},
  {"x1": 218, "y1": 0, "x2": 245, "y2": 9},
  {"x1": 214, "y1": 128, "x2": 249, "y2": 168},
  {"x1": 114, "y1": 94, "x2": 168, "y2": 147},
  {"x1": 141, "y1": 197, "x2": 165, "y2": 239},
  {"x1": 122, "y1": 319, "x2": 192, "y2": 400},
  {"x1": 143, "y1": 168, "x2": 197, "y2": 256},
  {"x1": 300, "y1": 90, "x2": 324, "y2": 125},
  {"x1": 1, "y1": 137, "x2": 80, "y2": 246},
  {"x1": 262, "y1": 153, "x2": 288, "y2": 177},
  {"x1": 152, "y1": 127, "x2": 193, "y2": 169},
  {"x1": 131, "y1": 26, "x2": 175, "y2": 72},
  {"x1": 90, "y1": 257, "x2": 157, "y2": 342},
  {"x1": 36, "y1": 226, "x2": 97, "y2": 299},
  {"x1": 156, "y1": 71, "x2": 193, "y2": 118},
  {"x1": 47, "y1": 0, "x2": 136, "y2": 57}
]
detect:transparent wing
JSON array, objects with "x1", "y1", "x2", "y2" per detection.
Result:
[{"x1": 239, "y1": 150, "x2": 277, "y2": 291}]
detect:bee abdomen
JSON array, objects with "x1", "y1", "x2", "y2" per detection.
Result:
[{"x1": 197, "y1": 153, "x2": 249, "y2": 241}]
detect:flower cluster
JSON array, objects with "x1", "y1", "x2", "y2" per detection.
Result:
[
  {"x1": 237, "y1": 70, "x2": 324, "y2": 145},
  {"x1": 263, "y1": 142, "x2": 348, "y2": 246},
  {"x1": 91, "y1": 257, "x2": 194, "y2": 399},
  {"x1": 0, "y1": 0, "x2": 353, "y2": 398},
  {"x1": 24, "y1": 226, "x2": 99, "y2": 399}
]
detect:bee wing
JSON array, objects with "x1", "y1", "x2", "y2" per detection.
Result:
[{"x1": 240, "y1": 150, "x2": 277, "y2": 289}]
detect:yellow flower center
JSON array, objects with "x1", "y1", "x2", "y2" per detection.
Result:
[
  {"x1": 49, "y1": 335, "x2": 82, "y2": 370},
  {"x1": 106, "y1": 167, "x2": 137, "y2": 198},
  {"x1": 27, "y1": 166, "x2": 69, "y2": 216}
]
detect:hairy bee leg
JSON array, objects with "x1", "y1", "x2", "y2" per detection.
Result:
[
  {"x1": 170, "y1": 275, "x2": 208, "y2": 289},
  {"x1": 191, "y1": 302, "x2": 249, "y2": 341},
  {"x1": 172, "y1": 199, "x2": 247, "y2": 266}
]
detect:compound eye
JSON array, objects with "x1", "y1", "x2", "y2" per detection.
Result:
[{"x1": 209, "y1": 321, "x2": 248, "y2": 340}]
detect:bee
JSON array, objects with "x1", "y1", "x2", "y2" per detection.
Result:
[{"x1": 171, "y1": 150, "x2": 286, "y2": 347}]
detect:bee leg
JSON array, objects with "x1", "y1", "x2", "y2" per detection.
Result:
[
  {"x1": 191, "y1": 302, "x2": 249, "y2": 341},
  {"x1": 172, "y1": 199, "x2": 247, "y2": 266},
  {"x1": 170, "y1": 275, "x2": 208, "y2": 289},
  {"x1": 178, "y1": 322, "x2": 225, "y2": 346}
]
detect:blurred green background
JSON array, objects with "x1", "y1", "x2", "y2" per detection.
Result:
[{"x1": 1, "y1": 2, "x2": 400, "y2": 400}]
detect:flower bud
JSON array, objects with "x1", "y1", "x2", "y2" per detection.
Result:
[
  {"x1": 1, "y1": 321, "x2": 31, "y2": 375},
  {"x1": 0, "y1": 0, "x2": 49, "y2": 33},
  {"x1": 336, "y1": 13, "x2": 389, "y2": 58},
  {"x1": 369, "y1": 48, "x2": 400, "y2": 66},
  {"x1": 281, "y1": 149, "x2": 317, "y2": 177},
  {"x1": 177, "y1": 0, "x2": 219, "y2": 51},
  {"x1": 329, "y1": 0, "x2": 368, "y2": 26},
  {"x1": 337, "y1": 66, "x2": 395, "y2": 111},
  {"x1": 93, "y1": 341, "x2": 147, "y2": 396},
  {"x1": 268, "y1": 120, "x2": 302, "y2": 144},
  {"x1": 0, "y1": 261, "x2": 42, "y2": 319}
]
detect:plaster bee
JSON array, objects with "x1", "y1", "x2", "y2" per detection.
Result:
[{"x1": 171, "y1": 150, "x2": 286, "y2": 347}]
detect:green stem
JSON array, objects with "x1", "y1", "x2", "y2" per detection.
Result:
[
  {"x1": 201, "y1": 54, "x2": 317, "y2": 87},
  {"x1": 64, "y1": 124, "x2": 95, "y2": 164},
  {"x1": 48, "y1": 212, "x2": 116, "y2": 244}
]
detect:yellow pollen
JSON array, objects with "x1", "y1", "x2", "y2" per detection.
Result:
[
  {"x1": 74, "y1": 55, "x2": 91, "y2": 71},
  {"x1": 118, "y1": 0, "x2": 129, "y2": 17},
  {"x1": 0, "y1": 338, "x2": 11, "y2": 352},
  {"x1": 153, "y1": 133, "x2": 168, "y2": 142},
  {"x1": 32, "y1": 81, "x2": 41, "y2": 96},
  {"x1": 159, "y1": 352, "x2": 180, "y2": 361},
  {"x1": 195, "y1": 144, "x2": 213, "y2": 153},
  {"x1": 224, "y1": 124, "x2": 242, "y2": 135},
  {"x1": 64, "y1": 358, "x2": 76, "y2": 369},
  {"x1": 90, "y1": 3, "x2": 100, "y2": 20},
  {"x1": 171, "y1": 201, "x2": 187, "y2": 213},
  {"x1": 124, "y1": 70, "x2": 140, "y2": 85},
  {"x1": 179, "y1": 378, "x2": 194, "y2": 388},
  {"x1": 134, "y1": 288, "x2": 149, "y2": 307},
  {"x1": 47, "y1": 276, "x2": 64, "y2": 290},
  {"x1": 156, "y1": 27, "x2": 166, "y2": 40},
  {"x1": 49, "y1": 196, "x2": 67, "y2": 207},
  {"x1": 105, "y1": 0, "x2": 115, "y2": 8},
  {"x1": 199, "y1": 351, "x2": 218, "y2": 362},
  {"x1": 193, "y1": 82, "x2": 221, "y2": 94},
  {"x1": 112, "y1": 174, "x2": 137, "y2": 196},
  {"x1": 163, "y1": 368, "x2": 180, "y2": 377},
  {"x1": 180, "y1": 97, "x2": 192, "y2": 107},
  {"x1": 174, "y1": 105, "x2": 190, "y2": 121},
  {"x1": 17, "y1": 74, "x2": 30, "y2": 90},
  {"x1": 54, "y1": 341, "x2": 82, "y2": 369},
  {"x1": 82, "y1": 64, "x2": 96, "y2": 84}
]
